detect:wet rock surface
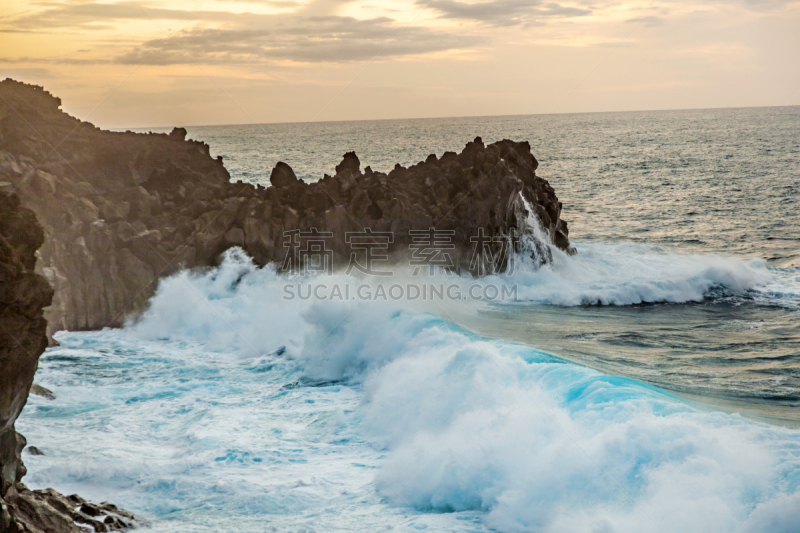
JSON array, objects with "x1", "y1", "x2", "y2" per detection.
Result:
[
  {"x1": 2, "y1": 485, "x2": 136, "y2": 533},
  {"x1": 0, "y1": 190, "x2": 135, "y2": 532},
  {"x1": 0, "y1": 78, "x2": 572, "y2": 339}
]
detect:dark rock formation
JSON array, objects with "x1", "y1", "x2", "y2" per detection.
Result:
[
  {"x1": 0, "y1": 78, "x2": 572, "y2": 339},
  {"x1": 0, "y1": 79, "x2": 232, "y2": 338},
  {"x1": 0, "y1": 191, "x2": 134, "y2": 532},
  {"x1": 335, "y1": 151, "x2": 360, "y2": 175},
  {"x1": 2, "y1": 487, "x2": 135, "y2": 533},
  {"x1": 270, "y1": 162, "x2": 298, "y2": 188},
  {"x1": 0, "y1": 192, "x2": 52, "y2": 500}
]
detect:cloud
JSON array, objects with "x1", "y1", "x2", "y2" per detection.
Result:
[
  {"x1": 214, "y1": 0, "x2": 299, "y2": 5},
  {"x1": 625, "y1": 15, "x2": 665, "y2": 27},
  {"x1": 116, "y1": 15, "x2": 481, "y2": 64},
  {"x1": 0, "y1": 2, "x2": 480, "y2": 64},
  {"x1": 420, "y1": 0, "x2": 592, "y2": 27},
  {"x1": 0, "y1": 1, "x2": 215, "y2": 31},
  {"x1": 0, "y1": 1, "x2": 297, "y2": 32}
]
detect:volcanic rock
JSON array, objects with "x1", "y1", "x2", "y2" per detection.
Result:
[
  {"x1": 0, "y1": 78, "x2": 573, "y2": 340},
  {"x1": 0, "y1": 190, "x2": 135, "y2": 532},
  {"x1": 270, "y1": 162, "x2": 298, "y2": 188}
]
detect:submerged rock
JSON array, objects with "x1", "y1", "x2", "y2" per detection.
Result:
[{"x1": 29, "y1": 385, "x2": 55, "y2": 401}]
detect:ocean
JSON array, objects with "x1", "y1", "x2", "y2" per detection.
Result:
[{"x1": 17, "y1": 106, "x2": 800, "y2": 532}]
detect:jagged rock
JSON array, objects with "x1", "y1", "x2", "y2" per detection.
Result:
[
  {"x1": 169, "y1": 127, "x2": 187, "y2": 141},
  {"x1": 270, "y1": 162, "x2": 298, "y2": 188},
  {"x1": 0, "y1": 80, "x2": 574, "y2": 528},
  {"x1": 335, "y1": 151, "x2": 360, "y2": 176},
  {"x1": 5, "y1": 487, "x2": 135, "y2": 532},
  {"x1": 0, "y1": 194, "x2": 52, "y2": 473},
  {"x1": 0, "y1": 78, "x2": 572, "y2": 340}
]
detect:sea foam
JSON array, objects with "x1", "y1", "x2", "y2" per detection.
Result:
[
  {"x1": 121, "y1": 249, "x2": 800, "y2": 532},
  {"x1": 490, "y1": 241, "x2": 782, "y2": 306}
]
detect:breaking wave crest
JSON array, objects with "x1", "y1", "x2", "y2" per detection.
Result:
[
  {"x1": 497, "y1": 240, "x2": 794, "y2": 306},
  {"x1": 123, "y1": 249, "x2": 800, "y2": 532},
  {"x1": 482, "y1": 193, "x2": 799, "y2": 307}
]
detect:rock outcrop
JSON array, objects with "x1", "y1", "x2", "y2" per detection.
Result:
[
  {"x1": 0, "y1": 191, "x2": 134, "y2": 532},
  {"x1": 0, "y1": 78, "x2": 572, "y2": 339}
]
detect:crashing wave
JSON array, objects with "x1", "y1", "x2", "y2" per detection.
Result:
[{"x1": 113, "y1": 250, "x2": 800, "y2": 532}]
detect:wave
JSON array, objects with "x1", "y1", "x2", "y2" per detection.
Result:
[
  {"x1": 126, "y1": 249, "x2": 800, "y2": 532},
  {"x1": 482, "y1": 240, "x2": 798, "y2": 307},
  {"x1": 476, "y1": 194, "x2": 798, "y2": 307}
]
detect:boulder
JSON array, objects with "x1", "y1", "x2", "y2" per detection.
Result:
[
  {"x1": 270, "y1": 162, "x2": 298, "y2": 188},
  {"x1": 335, "y1": 151, "x2": 360, "y2": 176}
]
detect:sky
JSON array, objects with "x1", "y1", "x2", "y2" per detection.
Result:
[{"x1": 1, "y1": 0, "x2": 799, "y2": 128}]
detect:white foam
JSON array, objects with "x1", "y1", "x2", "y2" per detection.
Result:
[
  {"x1": 360, "y1": 329, "x2": 800, "y2": 532},
  {"x1": 485, "y1": 241, "x2": 783, "y2": 306},
  {"x1": 19, "y1": 249, "x2": 799, "y2": 532},
  {"x1": 126, "y1": 250, "x2": 800, "y2": 531}
]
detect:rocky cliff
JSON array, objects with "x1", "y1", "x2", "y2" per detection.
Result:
[
  {"x1": 0, "y1": 191, "x2": 135, "y2": 532},
  {"x1": 0, "y1": 78, "x2": 572, "y2": 338}
]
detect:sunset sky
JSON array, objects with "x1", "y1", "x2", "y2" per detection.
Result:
[{"x1": 1, "y1": 0, "x2": 798, "y2": 128}]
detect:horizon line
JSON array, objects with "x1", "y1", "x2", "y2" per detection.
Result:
[{"x1": 120, "y1": 102, "x2": 800, "y2": 132}]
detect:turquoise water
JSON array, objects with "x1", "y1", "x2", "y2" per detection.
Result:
[
  {"x1": 141, "y1": 107, "x2": 800, "y2": 419},
  {"x1": 18, "y1": 251, "x2": 800, "y2": 532},
  {"x1": 17, "y1": 108, "x2": 800, "y2": 531}
]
